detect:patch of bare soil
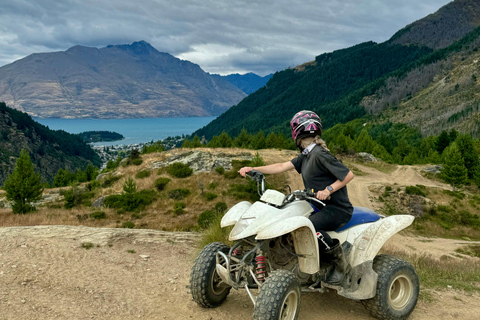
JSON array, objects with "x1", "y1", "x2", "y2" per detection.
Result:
[{"x1": 0, "y1": 226, "x2": 479, "y2": 320}]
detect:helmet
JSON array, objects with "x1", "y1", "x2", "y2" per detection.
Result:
[{"x1": 290, "y1": 110, "x2": 322, "y2": 145}]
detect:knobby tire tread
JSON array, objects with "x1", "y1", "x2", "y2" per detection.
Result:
[{"x1": 190, "y1": 242, "x2": 231, "y2": 308}]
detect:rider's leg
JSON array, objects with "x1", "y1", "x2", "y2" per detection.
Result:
[
  {"x1": 309, "y1": 206, "x2": 351, "y2": 284},
  {"x1": 323, "y1": 239, "x2": 348, "y2": 285}
]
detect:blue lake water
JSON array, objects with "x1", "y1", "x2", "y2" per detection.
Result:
[{"x1": 35, "y1": 117, "x2": 215, "y2": 146}]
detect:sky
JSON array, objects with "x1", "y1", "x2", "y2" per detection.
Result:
[{"x1": 0, "y1": 0, "x2": 452, "y2": 76}]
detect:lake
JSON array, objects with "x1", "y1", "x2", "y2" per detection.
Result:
[{"x1": 35, "y1": 117, "x2": 216, "y2": 146}]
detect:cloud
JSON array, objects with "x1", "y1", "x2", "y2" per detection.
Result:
[{"x1": 0, "y1": 0, "x2": 452, "y2": 75}]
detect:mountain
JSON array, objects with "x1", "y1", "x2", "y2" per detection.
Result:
[
  {"x1": 390, "y1": 0, "x2": 480, "y2": 49},
  {"x1": 0, "y1": 102, "x2": 101, "y2": 185},
  {"x1": 194, "y1": 0, "x2": 480, "y2": 140},
  {"x1": 0, "y1": 41, "x2": 246, "y2": 119},
  {"x1": 212, "y1": 73, "x2": 273, "y2": 95}
]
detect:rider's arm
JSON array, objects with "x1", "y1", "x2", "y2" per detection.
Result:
[
  {"x1": 316, "y1": 170, "x2": 354, "y2": 200},
  {"x1": 238, "y1": 161, "x2": 295, "y2": 177}
]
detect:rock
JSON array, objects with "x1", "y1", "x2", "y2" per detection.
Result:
[
  {"x1": 152, "y1": 150, "x2": 253, "y2": 173},
  {"x1": 92, "y1": 196, "x2": 107, "y2": 208},
  {"x1": 356, "y1": 152, "x2": 379, "y2": 162},
  {"x1": 422, "y1": 165, "x2": 443, "y2": 174}
]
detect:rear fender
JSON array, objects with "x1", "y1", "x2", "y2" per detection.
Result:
[
  {"x1": 349, "y1": 215, "x2": 414, "y2": 267},
  {"x1": 256, "y1": 216, "x2": 319, "y2": 274}
]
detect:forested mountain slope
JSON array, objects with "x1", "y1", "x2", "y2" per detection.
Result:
[
  {"x1": 0, "y1": 103, "x2": 100, "y2": 185},
  {"x1": 194, "y1": 0, "x2": 480, "y2": 140}
]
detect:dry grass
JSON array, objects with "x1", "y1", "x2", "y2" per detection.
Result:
[{"x1": 381, "y1": 246, "x2": 480, "y2": 293}]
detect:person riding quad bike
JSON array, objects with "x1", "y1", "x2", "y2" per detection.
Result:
[{"x1": 239, "y1": 110, "x2": 355, "y2": 284}]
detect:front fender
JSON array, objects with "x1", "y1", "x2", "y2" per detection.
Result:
[
  {"x1": 350, "y1": 215, "x2": 414, "y2": 267},
  {"x1": 221, "y1": 201, "x2": 251, "y2": 227},
  {"x1": 256, "y1": 216, "x2": 319, "y2": 274}
]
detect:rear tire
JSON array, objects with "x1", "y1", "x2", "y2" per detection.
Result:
[
  {"x1": 253, "y1": 269, "x2": 301, "y2": 320},
  {"x1": 363, "y1": 254, "x2": 419, "y2": 320},
  {"x1": 190, "y1": 242, "x2": 231, "y2": 308}
]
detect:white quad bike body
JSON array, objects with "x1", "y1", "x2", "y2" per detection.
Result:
[{"x1": 190, "y1": 171, "x2": 419, "y2": 320}]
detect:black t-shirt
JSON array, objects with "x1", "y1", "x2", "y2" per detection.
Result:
[{"x1": 291, "y1": 145, "x2": 353, "y2": 216}]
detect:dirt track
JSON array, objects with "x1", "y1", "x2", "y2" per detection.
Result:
[{"x1": 0, "y1": 151, "x2": 479, "y2": 320}]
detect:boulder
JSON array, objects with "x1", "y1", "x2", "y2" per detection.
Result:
[
  {"x1": 92, "y1": 196, "x2": 107, "y2": 208},
  {"x1": 356, "y1": 152, "x2": 379, "y2": 162},
  {"x1": 152, "y1": 150, "x2": 253, "y2": 173}
]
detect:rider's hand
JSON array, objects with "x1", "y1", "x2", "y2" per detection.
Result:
[
  {"x1": 238, "y1": 166, "x2": 253, "y2": 177},
  {"x1": 316, "y1": 189, "x2": 331, "y2": 201}
]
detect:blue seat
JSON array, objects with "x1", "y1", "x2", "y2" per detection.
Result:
[{"x1": 335, "y1": 206, "x2": 380, "y2": 232}]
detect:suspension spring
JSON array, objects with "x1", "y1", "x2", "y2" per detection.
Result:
[
  {"x1": 232, "y1": 246, "x2": 243, "y2": 257},
  {"x1": 255, "y1": 255, "x2": 266, "y2": 282}
]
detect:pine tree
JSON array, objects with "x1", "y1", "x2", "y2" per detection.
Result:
[
  {"x1": 354, "y1": 129, "x2": 375, "y2": 153},
  {"x1": 4, "y1": 149, "x2": 44, "y2": 214},
  {"x1": 441, "y1": 144, "x2": 468, "y2": 191}
]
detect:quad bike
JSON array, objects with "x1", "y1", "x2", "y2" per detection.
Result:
[{"x1": 190, "y1": 170, "x2": 419, "y2": 320}]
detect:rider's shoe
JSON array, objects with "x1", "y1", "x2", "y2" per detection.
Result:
[{"x1": 324, "y1": 240, "x2": 348, "y2": 285}]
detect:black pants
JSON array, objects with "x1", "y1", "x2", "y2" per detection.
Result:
[{"x1": 309, "y1": 205, "x2": 352, "y2": 251}]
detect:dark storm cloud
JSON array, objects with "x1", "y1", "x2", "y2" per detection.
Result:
[{"x1": 0, "y1": 0, "x2": 452, "y2": 75}]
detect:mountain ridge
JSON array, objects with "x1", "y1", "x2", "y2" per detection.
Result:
[{"x1": 0, "y1": 41, "x2": 247, "y2": 119}]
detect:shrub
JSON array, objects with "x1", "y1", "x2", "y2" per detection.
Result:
[
  {"x1": 174, "y1": 202, "x2": 186, "y2": 215},
  {"x1": 198, "y1": 210, "x2": 217, "y2": 229},
  {"x1": 131, "y1": 158, "x2": 143, "y2": 166},
  {"x1": 122, "y1": 221, "x2": 135, "y2": 228},
  {"x1": 443, "y1": 190, "x2": 465, "y2": 199},
  {"x1": 90, "y1": 211, "x2": 106, "y2": 219},
  {"x1": 459, "y1": 210, "x2": 480, "y2": 228},
  {"x1": 82, "y1": 242, "x2": 94, "y2": 250},
  {"x1": 155, "y1": 177, "x2": 171, "y2": 191},
  {"x1": 135, "y1": 170, "x2": 151, "y2": 179},
  {"x1": 104, "y1": 190, "x2": 156, "y2": 212},
  {"x1": 405, "y1": 186, "x2": 427, "y2": 197},
  {"x1": 223, "y1": 170, "x2": 239, "y2": 179},
  {"x1": 215, "y1": 166, "x2": 225, "y2": 175},
  {"x1": 101, "y1": 175, "x2": 122, "y2": 188},
  {"x1": 62, "y1": 187, "x2": 95, "y2": 209},
  {"x1": 208, "y1": 182, "x2": 218, "y2": 190},
  {"x1": 250, "y1": 152, "x2": 265, "y2": 167},
  {"x1": 214, "y1": 202, "x2": 228, "y2": 214},
  {"x1": 204, "y1": 192, "x2": 218, "y2": 201},
  {"x1": 168, "y1": 188, "x2": 191, "y2": 200},
  {"x1": 166, "y1": 162, "x2": 193, "y2": 178}
]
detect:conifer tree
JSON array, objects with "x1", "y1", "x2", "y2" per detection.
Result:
[
  {"x1": 4, "y1": 149, "x2": 44, "y2": 213},
  {"x1": 354, "y1": 129, "x2": 375, "y2": 153},
  {"x1": 441, "y1": 144, "x2": 468, "y2": 191}
]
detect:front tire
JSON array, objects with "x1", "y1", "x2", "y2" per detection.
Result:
[
  {"x1": 190, "y1": 242, "x2": 232, "y2": 308},
  {"x1": 253, "y1": 269, "x2": 301, "y2": 320},
  {"x1": 363, "y1": 254, "x2": 419, "y2": 320}
]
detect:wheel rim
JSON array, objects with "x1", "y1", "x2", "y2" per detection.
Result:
[
  {"x1": 210, "y1": 256, "x2": 228, "y2": 296},
  {"x1": 388, "y1": 273, "x2": 413, "y2": 310},
  {"x1": 279, "y1": 289, "x2": 299, "y2": 320}
]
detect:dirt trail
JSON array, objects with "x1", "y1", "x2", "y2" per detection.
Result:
[{"x1": 0, "y1": 150, "x2": 479, "y2": 320}]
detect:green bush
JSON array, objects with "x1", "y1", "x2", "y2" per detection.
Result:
[
  {"x1": 459, "y1": 210, "x2": 480, "y2": 228},
  {"x1": 154, "y1": 177, "x2": 171, "y2": 191},
  {"x1": 208, "y1": 182, "x2": 218, "y2": 190},
  {"x1": 62, "y1": 187, "x2": 95, "y2": 209},
  {"x1": 204, "y1": 192, "x2": 218, "y2": 201},
  {"x1": 135, "y1": 170, "x2": 151, "y2": 179},
  {"x1": 131, "y1": 158, "x2": 143, "y2": 166},
  {"x1": 214, "y1": 202, "x2": 228, "y2": 214},
  {"x1": 405, "y1": 186, "x2": 427, "y2": 197},
  {"x1": 122, "y1": 221, "x2": 135, "y2": 228},
  {"x1": 166, "y1": 162, "x2": 193, "y2": 178},
  {"x1": 101, "y1": 175, "x2": 122, "y2": 188},
  {"x1": 104, "y1": 189, "x2": 156, "y2": 212},
  {"x1": 215, "y1": 166, "x2": 225, "y2": 175},
  {"x1": 443, "y1": 190, "x2": 465, "y2": 200},
  {"x1": 174, "y1": 202, "x2": 186, "y2": 215},
  {"x1": 198, "y1": 210, "x2": 217, "y2": 229},
  {"x1": 223, "y1": 170, "x2": 239, "y2": 179},
  {"x1": 168, "y1": 188, "x2": 191, "y2": 200},
  {"x1": 90, "y1": 211, "x2": 106, "y2": 219}
]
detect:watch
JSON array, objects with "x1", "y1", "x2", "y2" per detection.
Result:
[{"x1": 326, "y1": 185, "x2": 333, "y2": 193}]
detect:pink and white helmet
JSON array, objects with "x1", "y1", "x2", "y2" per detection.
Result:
[{"x1": 290, "y1": 110, "x2": 322, "y2": 144}]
